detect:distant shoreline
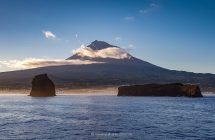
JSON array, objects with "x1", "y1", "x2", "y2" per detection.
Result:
[
  {"x1": 0, "y1": 87, "x2": 214, "y2": 96},
  {"x1": 0, "y1": 87, "x2": 118, "y2": 95}
]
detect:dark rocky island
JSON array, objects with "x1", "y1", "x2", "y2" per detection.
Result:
[
  {"x1": 118, "y1": 83, "x2": 203, "y2": 97},
  {"x1": 30, "y1": 74, "x2": 56, "y2": 97}
]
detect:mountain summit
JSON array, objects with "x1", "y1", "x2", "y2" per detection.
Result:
[
  {"x1": 67, "y1": 40, "x2": 134, "y2": 62},
  {"x1": 87, "y1": 40, "x2": 119, "y2": 50}
]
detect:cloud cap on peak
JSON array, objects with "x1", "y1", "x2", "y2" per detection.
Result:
[{"x1": 70, "y1": 43, "x2": 132, "y2": 60}]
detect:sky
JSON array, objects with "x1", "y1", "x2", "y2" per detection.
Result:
[{"x1": 0, "y1": 0, "x2": 215, "y2": 73}]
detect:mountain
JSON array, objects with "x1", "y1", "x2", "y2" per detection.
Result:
[
  {"x1": 67, "y1": 40, "x2": 157, "y2": 65},
  {"x1": 67, "y1": 40, "x2": 132, "y2": 63},
  {"x1": 0, "y1": 40, "x2": 215, "y2": 92},
  {"x1": 84, "y1": 40, "x2": 119, "y2": 50}
]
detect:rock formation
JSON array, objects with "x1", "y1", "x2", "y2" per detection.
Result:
[
  {"x1": 118, "y1": 83, "x2": 203, "y2": 97},
  {"x1": 30, "y1": 74, "x2": 56, "y2": 97}
]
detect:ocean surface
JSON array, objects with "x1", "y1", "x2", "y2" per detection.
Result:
[{"x1": 0, "y1": 94, "x2": 215, "y2": 140}]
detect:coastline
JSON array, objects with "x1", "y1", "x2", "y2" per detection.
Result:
[
  {"x1": 0, "y1": 87, "x2": 118, "y2": 96},
  {"x1": 0, "y1": 87, "x2": 214, "y2": 96}
]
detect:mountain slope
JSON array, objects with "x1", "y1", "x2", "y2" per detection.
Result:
[{"x1": 0, "y1": 40, "x2": 215, "y2": 91}]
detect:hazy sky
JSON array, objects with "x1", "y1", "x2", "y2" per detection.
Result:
[{"x1": 0, "y1": 0, "x2": 215, "y2": 73}]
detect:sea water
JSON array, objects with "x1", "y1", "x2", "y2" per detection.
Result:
[{"x1": 0, "y1": 94, "x2": 214, "y2": 139}]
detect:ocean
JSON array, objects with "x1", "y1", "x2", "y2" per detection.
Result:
[{"x1": 0, "y1": 94, "x2": 214, "y2": 139}]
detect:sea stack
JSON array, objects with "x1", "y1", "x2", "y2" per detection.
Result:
[
  {"x1": 118, "y1": 83, "x2": 203, "y2": 97},
  {"x1": 30, "y1": 74, "x2": 56, "y2": 97}
]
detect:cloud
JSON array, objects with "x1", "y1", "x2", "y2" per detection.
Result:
[
  {"x1": 151, "y1": 3, "x2": 160, "y2": 8},
  {"x1": 0, "y1": 58, "x2": 99, "y2": 69},
  {"x1": 139, "y1": 9, "x2": 148, "y2": 14},
  {"x1": 124, "y1": 16, "x2": 135, "y2": 21},
  {"x1": 139, "y1": 3, "x2": 160, "y2": 14},
  {"x1": 75, "y1": 34, "x2": 78, "y2": 39},
  {"x1": 73, "y1": 45, "x2": 131, "y2": 59},
  {"x1": 122, "y1": 44, "x2": 135, "y2": 53},
  {"x1": 125, "y1": 2, "x2": 160, "y2": 21},
  {"x1": 114, "y1": 36, "x2": 122, "y2": 41},
  {"x1": 43, "y1": 31, "x2": 56, "y2": 39}
]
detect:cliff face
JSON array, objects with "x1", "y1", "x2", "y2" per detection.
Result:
[
  {"x1": 30, "y1": 74, "x2": 56, "y2": 97},
  {"x1": 118, "y1": 83, "x2": 203, "y2": 97}
]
